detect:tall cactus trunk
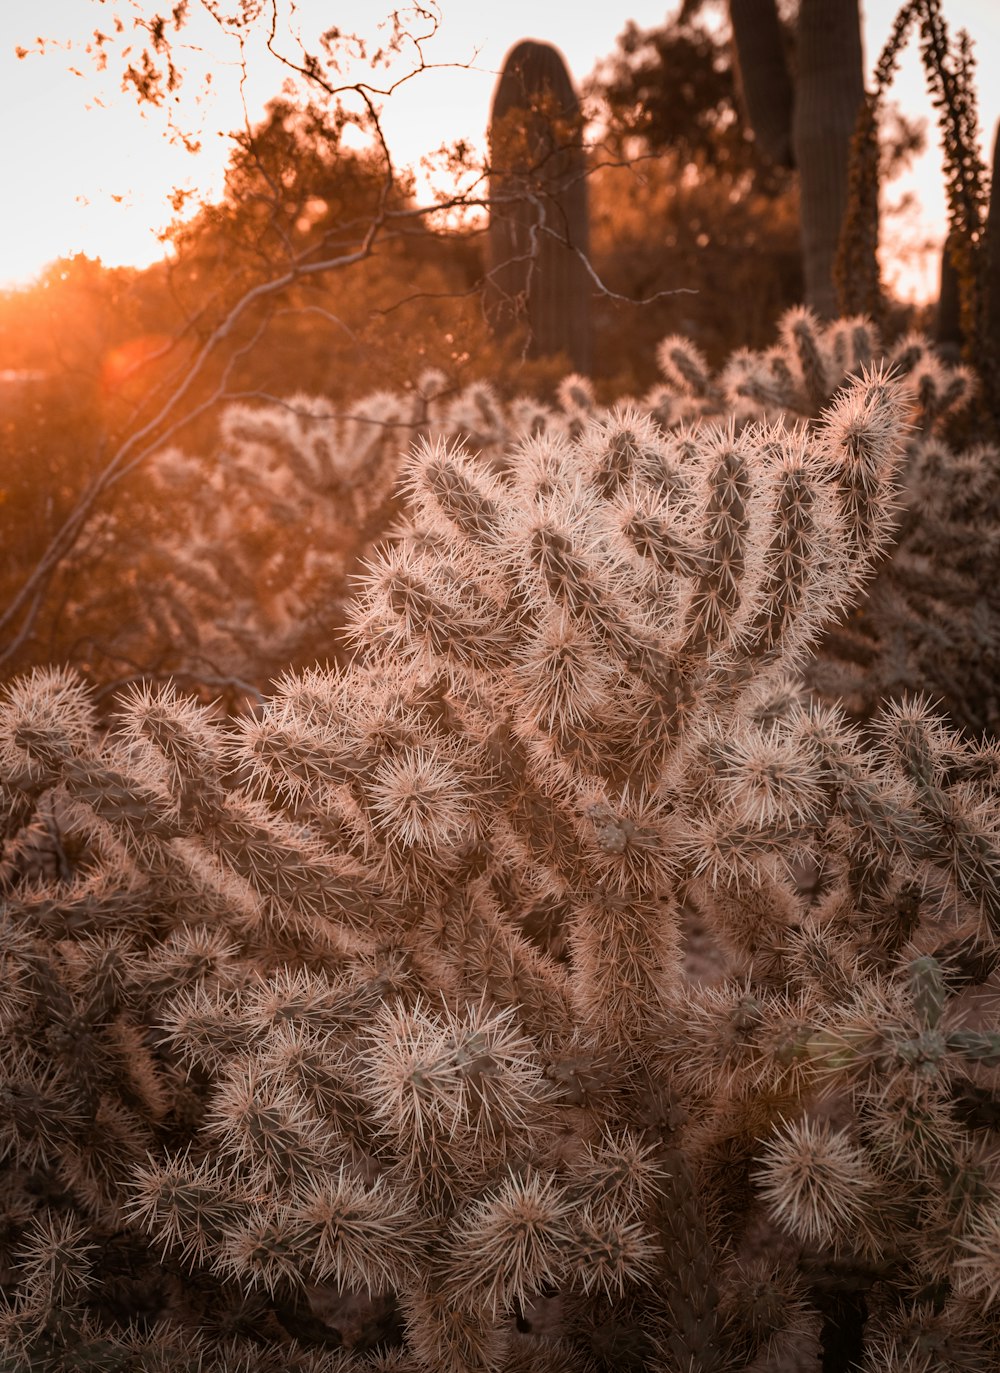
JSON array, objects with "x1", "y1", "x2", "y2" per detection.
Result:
[
  {"x1": 728, "y1": 0, "x2": 794, "y2": 169},
  {"x1": 730, "y1": 0, "x2": 865, "y2": 320},
  {"x1": 486, "y1": 40, "x2": 592, "y2": 374},
  {"x1": 985, "y1": 119, "x2": 1000, "y2": 429},
  {"x1": 934, "y1": 230, "x2": 963, "y2": 357},
  {"x1": 793, "y1": 0, "x2": 866, "y2": 319}
]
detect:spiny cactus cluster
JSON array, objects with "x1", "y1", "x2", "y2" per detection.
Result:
[
  {"x1": 646, "y1": 309, "x2": 1000, "y2": 737},
  {"x1": 5, "y1": 368, "x2": 1000, "y2": 1370},
  {"x1": 648, "y1": 304, "x2": 976, "y2": 431},
  {"x1": 53, "y1": 308, "x2": 990, "y2": 748},
  {"x1": 807, "y1": 431, "x2": 1000, "y2": 735},
  {"x1": 57, "y1": 372, "x2": 593, "y2": 700},
  {"x1": 57, "y1": 385, "x2": 422, "y2": 698}
]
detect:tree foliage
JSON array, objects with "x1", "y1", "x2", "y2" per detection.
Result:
[
  {"x1": 583, "y1": 6, "x2": 802, "y2": 383},
  {"x1": 592, "y1": 10, "x2": 770, "y2": 178}
]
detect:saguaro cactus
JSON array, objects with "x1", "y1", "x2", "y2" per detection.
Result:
[
  {"x1": 727, "y1": 0, "x2": 795, "y2": 169},
  {"x1": 729, "y1": 0, "x2": 865, "y2": 319},
  {"x1": 934, "y1": 230, "x2": 963, "y2": 356},
  {"x1": 985, "y1": 118, "x2": 1000, "y2": 427},
  {"x1": 794, "y1": 0, "x2": 866, "y2": 320},
  {"x1": 486, "y1": 40, "x2": 592, "y2": 373}
]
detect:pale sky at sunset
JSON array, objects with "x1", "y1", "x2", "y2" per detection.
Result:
[{"x1": 2, "y1": 1, "x2": 999, "y2": 301}]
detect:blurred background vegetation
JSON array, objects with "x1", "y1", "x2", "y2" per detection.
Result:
[{"x1": 0, "y1": 0, "x2": 949, "y2": 693}]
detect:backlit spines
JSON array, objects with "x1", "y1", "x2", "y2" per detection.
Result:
[
  {"x1": 756, "y1": 1116, "x2": 884, "y2": 1253},
  {"x1": 682, "y1": 426, "x2": 754, "y2": 655},
  {"x1": 568, "y1": 892, "x2": 682, "y2": 1049},
  {"x1": 655, "y1": 336, "x2": 714, "y2": 401},
  {"x1": 444, "y1": 1171, "x2": 573, "y2": 1320},
  {"x1": 817, "y1": 364, "x2": 908, "y2": 577},
  {"x1": 404, "y1": 437, "x2": 507, "y2": 554},
  {"x1": 127, "y1": 1154, "x2": 240, "y2": 1270},
  {"x1": 741, "y1": 429, "x2": 839, "y2": 662},
  {"x1": 0, "y1": 666, "x2": 99, "y2": 794},
  {"x1": 781, "y1": 305, "x2": 832, "y2": 412},
  {"x1": 666, "y1": 307, "x2": 972, "y2": 437},
  {"x1": 293, "y1": 1171, "x2": 421, "y2": 1292},
  {"x1": 90, "y1": 308, "x2": 978, "y2": 714},
  {"x1": 7, "y1": 354, "x2": 1000, "y2": 1367}
]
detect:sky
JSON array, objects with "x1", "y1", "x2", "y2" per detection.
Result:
[{"x1": 2, "y1": 1, "x2": 999, "y2": 300}]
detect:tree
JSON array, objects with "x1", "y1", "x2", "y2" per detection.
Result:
[
  {"x1": 3, "y1": 0, "x2": 756, "y2": 689},
  {"x1": 594, "y1": 8, "x2": 778, "y2": 178},
  {"x1": 0, "y1": 91, "x2": 501, "y2": 692},
  {"x1": 583, "y1": 7, "x2": 802, "y2": 380},
  {"x1": 160, "y1": 96, "x2": 491, "y2": 400}
]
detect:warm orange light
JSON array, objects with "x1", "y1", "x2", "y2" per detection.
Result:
[
  {"x1": 2, "y1": 2, "x2": 999, "y2": 303},
  {"x1": 100, "y1": 334, "x2": 176, "y2": 396}
]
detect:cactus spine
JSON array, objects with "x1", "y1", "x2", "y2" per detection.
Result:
[{"x1": 4, "y1": 321, "x2": 1000, "y2": 1366}]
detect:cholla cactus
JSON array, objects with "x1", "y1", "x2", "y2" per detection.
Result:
[
  {"x1": 152, "y1": 391, "x2": 409, "y2": 667},
  {"x1": 53, "y1": 310, "x2": 973, "y2": 711},
  {"x1": 651, "y1": 306, "x2": 976, "y2": 433},
  {"x1": 56, "y1": 376, "x2": 597, "y2": 703},
  {"x1": 52, "y1": 386, "x2": 418, "y2": 702},
  {"x1": 808, "y1": 434, "x2": 1000, "y2": 735},
  {"x1": 4, "y1": 369, "x2": 1000, "y2": 1370},
  {"x1": 649, "y1": 313, "x2": 999, "y2": 739}
]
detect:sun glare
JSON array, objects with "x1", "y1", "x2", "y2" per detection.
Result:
[{"x1": 1, "y1": 6, "x2": 222, "y2": 288}]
